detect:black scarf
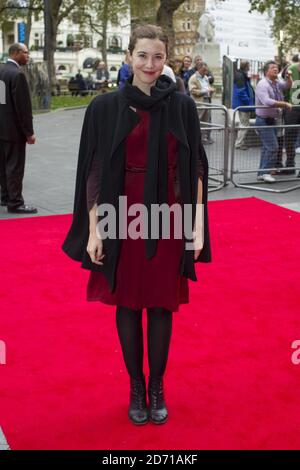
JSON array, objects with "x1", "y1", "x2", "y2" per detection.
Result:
[{"x1": 121, "y1": 75, "x2": 177, "y2": 259}]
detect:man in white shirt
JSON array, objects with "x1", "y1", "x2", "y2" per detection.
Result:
[{"x1": 188, "y1": 62, "x2": 215, "y2": 144}]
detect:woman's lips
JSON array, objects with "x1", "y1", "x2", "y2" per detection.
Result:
[{"x1": 143, "y1": 71, "x2": 156, "y2": 75}]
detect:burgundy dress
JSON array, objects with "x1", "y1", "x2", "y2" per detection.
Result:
[{"x1": 86, "y1": 109, "x2": 189, "y2": 312}]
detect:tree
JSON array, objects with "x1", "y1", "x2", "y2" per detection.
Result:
[
  {"x1": 24, "y1": 0, "x2": 43, "y2": 47},
  {"x1": 0, "y1": 1, "x2": 42, "y2": 51},
  {"x1": 156, "y1": 0, "x2": 186, "y2": 58},
  {"x1": 129, "y1": 0, "x2": 187, "y2": 58},
  {"x1": 79, "y1": 0, "x2": 128, "y2": 64},
  {"x1": 129, "y1": 0, "x2": 157, "y2": 29},
  {"x1": 0, "y1": 1, "x2": 27, "y2": 44},
  {"x1": 43, "y1": 0, "x2": 84, "y2": 92},
  {"x1": 249, "y1": 0, "x2": 300, "y2": 56}
]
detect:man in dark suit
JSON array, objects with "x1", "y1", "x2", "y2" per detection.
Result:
[{"x1": 0, "y1": 43, "x2": 37, "y2": 213}]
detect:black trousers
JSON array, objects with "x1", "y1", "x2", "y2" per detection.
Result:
[
  {"x1": 0, "y1": 139, "x2": 26, "y2": 209},
  {"x1": 284, "y1": 108, "x2": 300, "y2": 167}
]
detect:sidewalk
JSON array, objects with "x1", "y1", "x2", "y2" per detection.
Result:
[
  {"x1": 0, "y1": 107, "x2": 299, "y2": 220},
  {"x1": 0, "y1": 427, "x2": 10, "y2": 450}
]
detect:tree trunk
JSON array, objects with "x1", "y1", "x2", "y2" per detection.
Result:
[
  {"x1": 44, "y1": 0, "x2": 61, "y2": 95},
  {"x1": 101, "y1": 0, "x2": 109, "y2": 64},
  {"x1": 156, "y1": 0, "x2": 185, "y2": 59},
  {"x1": 24, "y1": 0, "x2": 34, "y2": 47},
  {"x1": 130, "y1": 0, "x2": 157, "y2": 30}
]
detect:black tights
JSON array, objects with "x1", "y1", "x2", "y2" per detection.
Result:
[{"x1": 116, "y1": 306, "x2": 173, "y2": 380}]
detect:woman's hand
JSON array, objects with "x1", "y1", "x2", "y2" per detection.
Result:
[
  {"x1": 193, "y1": 235, "x2": 203, "y2": 260},
  {"x1": 193, "y1": 201, "x2": 204, "y2": 261},
  {"x1": 87, "y1": 232, "x2": 105, "y2": 265}
]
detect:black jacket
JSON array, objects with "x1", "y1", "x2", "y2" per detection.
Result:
[
  {"x1": 0, "y1": 61, "x2": 33, "y2": 142},
  {"x1": 62, "y1": 88, "x2": 211, "y2": 292}
]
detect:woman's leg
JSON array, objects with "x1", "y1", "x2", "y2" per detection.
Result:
[
  {"x1": 116, "y1": 306, "x2": 143, "y2": 379},
  {"x1": 147, "y1": 307, "x2": 173, "y2": 377},
  {"x1": 116, "y1": 306, "x2": 148, "y2": 425},
  {"x1": 147, "y1": 307, "x2": 173, "y2": 424}
]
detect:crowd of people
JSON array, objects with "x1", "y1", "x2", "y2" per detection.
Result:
[
  {"x1": 233, "y1": 55, "x2": 300, "y2": 182},
  {"x1": 1, "y1": 40, "x2": 300, "y2": 218},
  {"x1": 67, "y1": 61, "x2": 112, "y2": 96}
]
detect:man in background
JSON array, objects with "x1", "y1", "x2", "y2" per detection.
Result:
[
  {"x1": 0, "y1": 43, "x2": 37, "y2": 213},
  {"x1": 232, "y1": 60, "x2": 255, "y2": 150},
  {"x1": 188, "y1": 61, "x2": 215, "y2": 144}
]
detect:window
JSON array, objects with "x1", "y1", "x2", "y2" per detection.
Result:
[
  {"x1": 187, "y1": 19, "x2": 191, "y2": 30},
  {"x1": 109, "y1": 36, "x2": 122, "y2": 51},
  {"x1": 110, "y1": 36, "x2": 120, "y2": 48},
  {"x1": 111, "y1": 36, "x2": 119, "y2": 48},
  {"x1": 7, "y1": 34, "x2": 14, "y2": 45},
  {"x1": 66, "y1": 34, "x2": 74, "y2": 47},
  {"x1": 34, "y1": 12, "x2": 39, "y2": 22}
]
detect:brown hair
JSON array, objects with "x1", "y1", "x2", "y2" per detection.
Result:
[{"x1": 128, "y1": 24, "x2": 168, "y2": 57}]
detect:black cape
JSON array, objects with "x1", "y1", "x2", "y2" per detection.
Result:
[{"x1": 62, "y1": 87, "x2": 211, "y2": 293}]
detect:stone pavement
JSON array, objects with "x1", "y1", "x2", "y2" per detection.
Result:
[
  {"x1": 0, "y1": 427, "x2": 10, "y2": 450},
  {"x1": 0, "y1": 107, "x2": 299, "y2": 221}
]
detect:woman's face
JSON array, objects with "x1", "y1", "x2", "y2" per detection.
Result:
[
  {"x1": 129, "y1": 38, "x2": 167, "y2": 89},
  {"x1": 183, "y1": 57, "x2": 192, "y2": 69}
]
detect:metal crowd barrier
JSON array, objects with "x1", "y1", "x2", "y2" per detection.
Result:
[
  {"x1": 196, "y1": 103, "x2": 229, "y2": 192},
  {"x1": 231, "y1": 105, "x2": 300, "y2": 193}
]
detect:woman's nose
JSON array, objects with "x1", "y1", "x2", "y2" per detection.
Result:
[{"x1": 145, "y1": 57, "x2": 154, "y2": 68}]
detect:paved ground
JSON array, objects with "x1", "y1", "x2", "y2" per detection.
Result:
[
  {"x1": 0, "y1": 106, "x2": 300, "y2": 220},
  {"x1": 0, "y1": 427, "x2": 10, "y2": 450}
]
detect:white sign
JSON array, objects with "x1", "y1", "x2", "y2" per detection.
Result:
[{"x1": 208, "y1": 0, "x2": 277, "y2": 61}]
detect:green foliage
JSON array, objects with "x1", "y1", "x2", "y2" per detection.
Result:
[
  {"x1": 0, "y1": 1, "x2": 26, "y2": 26},
  {"x1": 75, "y1": 0, "x2": 128, "y2": 32}
]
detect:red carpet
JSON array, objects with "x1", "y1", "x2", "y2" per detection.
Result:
[{"x1": 0, "y1": 197, "x2": 300, "y2": 450}]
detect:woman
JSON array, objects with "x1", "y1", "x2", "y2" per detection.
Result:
[{"x1": 62, "y1": 25, "x2": 211, "y2": 426}]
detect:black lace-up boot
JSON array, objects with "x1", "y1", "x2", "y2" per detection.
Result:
[
  {"x1": 128, "y1": 376, "x2": 148, "y2": 425},
  {"x1": 148, "y1": 376, "x2": 168, "y2": 424}
]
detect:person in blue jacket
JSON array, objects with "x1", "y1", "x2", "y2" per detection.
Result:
[
  {"x1": 232, "y1": 60, "x2": 255, "y2": 150},
  {"x1": 117, "y1": 52, "x2": 132, "y2": 89}
]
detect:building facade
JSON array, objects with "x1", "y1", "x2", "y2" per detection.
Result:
[
  {"x1": 173, "y1": 0, "x2": 205, "y2": 59},
  {"x1": 0, "y1": 8, "x2": 131, "y2": 79}
]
